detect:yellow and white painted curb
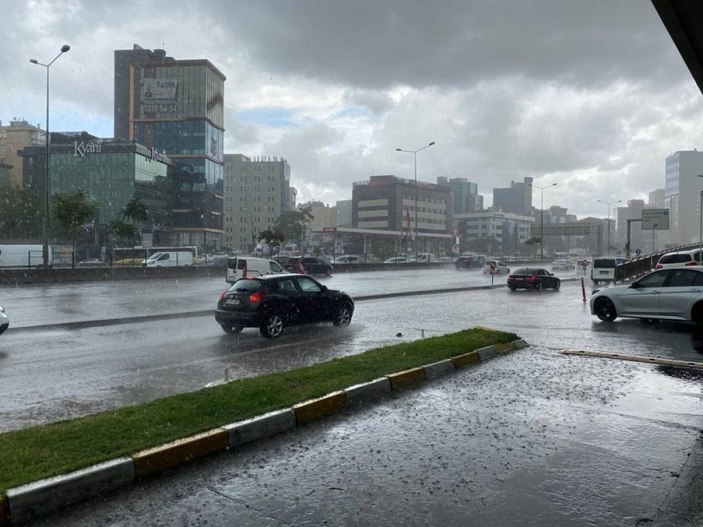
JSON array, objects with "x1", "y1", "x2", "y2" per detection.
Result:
[{"x1": 0, "y1": 337, "x2": 528, "y2": 526}]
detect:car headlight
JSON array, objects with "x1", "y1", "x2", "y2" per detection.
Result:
[{"x1": 0, "y1": 305, "x2": 5, "y2": 313}]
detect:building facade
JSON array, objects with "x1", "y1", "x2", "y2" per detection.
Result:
[
  {"x1": 492, "y1": 177, "x2": 533, "y2": 215},
  {"x1": 436, "y1": 176, "x2": 483, "y2": 214},
  {"x1": 665, "y1": 150, "x2": 703, "y2": 245},
  {"x1": 114, "y1": 44, "x2": 226, "y2": 249},
  {"x1": 454, "y1": 211, "x2": 533, "y2": 256},
  {"x1": 0, "y1": 120, "x2": 45, "y2": 189},
  {"x1": 222, "y1": 154, "x2": 291, "y2": 252},
  {"x1": 352, "y1": 175, "x2": 452, "y2": 234},
  {"x1": 20, "y1": 132, "x2": 174, "y2": 246}
]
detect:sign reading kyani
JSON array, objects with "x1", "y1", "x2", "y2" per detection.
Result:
[{"x1": 73, "y1": 140, "x2": 102, "y2": 157}]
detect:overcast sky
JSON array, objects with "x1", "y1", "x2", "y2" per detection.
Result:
[{"x1": 2, "y1": 0, "x2": 702, "y2": 218}]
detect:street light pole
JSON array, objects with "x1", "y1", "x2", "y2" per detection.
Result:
[
  {"x1": 698, "y1": 175, "x2": 703, "y2": 263},
  {"x1": 30, "y1": 44, "x2": 70, "y2": 268},
  {"x1": 597, "y1": 199, "x2": 621, "y2": 255},
  {"x1": 395, "y1": 141, "x2": 436, "y2": 257},
  {"x1": 528, "y1": 182, "x2": 557, "y2": 261}
]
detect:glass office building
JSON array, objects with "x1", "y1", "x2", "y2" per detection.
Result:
[
  {"x1": 21, "y1": 133, "x2": 174, "y2": 245},
  {"x1": 114, "y1": 45, "x2": 226, "y2": 249}
]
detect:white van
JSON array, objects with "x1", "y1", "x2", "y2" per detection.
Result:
[
  {"x1": 144, "y1": 251, "x2": 194, "y2": 268},
  {"x1": 226, "y1": 256, "x2": 285, "y2": 283},
  {"x1": 591, "y1": 257, "x2": 625, "y2": 285}
]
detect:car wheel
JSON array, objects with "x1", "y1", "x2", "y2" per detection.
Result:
[
  {"x1": 221, "y1": 324, "x2": 243, "y2": 334},
  {"x1": 594, "y1": 297, "x2": 617, "y2": 322},
  {"x1": 554, "y1": 281, "x2": 560, "y2": 291},
  {"x1": 333, "y1": 303, "x2": 353, "y2": 326},
  {"x1": 260, "y1": 312, "x2": 285, "y2": 339},
  {"x1": 535, "y1": 281, "x2": 543, "y2": 291},
  {"x1": 508, "y1": 286, "x2": 516, "y2": 291}
]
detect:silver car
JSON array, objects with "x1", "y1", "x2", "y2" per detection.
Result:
[
  {"x1": 590, "y1": 268, "x2": 703, "y2": 323},
  {"x1": 0, "y1": 305, "x2": 9, "y2": 335}
]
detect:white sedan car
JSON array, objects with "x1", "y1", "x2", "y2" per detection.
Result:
[
  {"x1": 482, "y1": 260, "x2": 510, "y2": 274},
  {"x1": 590, "y1": 268, "x2": 703, "y2": 323},
  {"x1": 0, "y1": 305, "x2": 9, "y2": 335}
]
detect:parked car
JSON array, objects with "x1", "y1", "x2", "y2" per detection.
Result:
[
  {"x1": 590, "y1": 267, "x2": 703, "y2": 323},
  {"x1": 334, "y1": 255, "x2": 361, "y2": 264},
  {"x1": 455, "y1": 255, "x2": 483, "y2": 270},
  {"x1": 507, "y1": 268, "x2": 561, "y2": 291},
  {"x1": 384, "y1": 256, "x2": 408, "y2": 264},
  {"x1": 0, "y1": 305, "x2": 8, "y2": 335},
  {"x1": 284, "y1": 256, "x2": 333, "y2": 275},
  {"x1": 77, "y1": 258, "x2": 107, "y2": 267},
  {"x1": 551, "y1": 259, "x2": 575, "y2": 271},
  {"x1": 482, "y1": 260, "x2": 510, "y2": 274},
  {"x1": 215, "y1": 274, "x2": 354, "y2": 338},
  {"x1": 655, "y1": 249, "x2": 703, "y2": 270}
]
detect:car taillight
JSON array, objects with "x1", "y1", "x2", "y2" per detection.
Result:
[
  {"x1": 249, "y1": 292, "x2": 262, "y2": 302},
  {"x1": 685, "y1": 261, "x2": 698, "y2": 266},
  {"x1": 655, "y1": 264, "x2": 663, "y2": 269},
  {"x1": 219, "y1": 291, "x2": 226, "y2": 301},
  {"x1": 526, "y1": 276, "x2": 537, "y2": 281}
]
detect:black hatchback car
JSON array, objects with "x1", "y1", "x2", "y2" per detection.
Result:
[
  {"x1": 284, "y1": 256, "x2": 333, "y2": 275},
  {"x1": 215, "y1": 274, "x2": 354, "y2": 338},
  {"x1": 507, "y1": 267, "x2": 561, "y2": 291}
]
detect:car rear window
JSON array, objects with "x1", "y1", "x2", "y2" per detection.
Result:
[
  {"x1": 228, "y1": 278, "x2": 263, "y2": 292},
  {"x1": 593, "y1": 258, "x2": 620, "y2": 268}
]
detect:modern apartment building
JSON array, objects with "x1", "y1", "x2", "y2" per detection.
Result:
[
  {"x1": 664, "y1": 150, "x2": 703, "y2": 245},
  {"x1": 454, "y1": 211, "x2": 533, "y2": 256},
  {"x1": 0, "y1": 120, "x2": 45, "y2": 189},
  {"x1": 114, "y1": 44, "x2": 226, "y2": 249},
  {"x1": 222, "y1": 154, "x2": 291, "y2": 252}
]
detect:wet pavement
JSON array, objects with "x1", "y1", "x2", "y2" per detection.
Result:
[{"x1": 31, "y1": 340, "x2": 703, "y2": 526}]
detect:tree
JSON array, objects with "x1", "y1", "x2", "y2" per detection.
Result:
[
  {"x1": 273, "y1": 207, "x2": 314, "y2": 247},
  {"x1": 0, "y1": 183, "x2": 43, "y2": 239},
  {"x1": 258, "y1": 229, "x2": 286, "y2": 255},
  {"x1": 108, "y1": 198, "x2": 149, "y2": 249},
  {"x1": 53, "y1": 190, "x2": 99, "y2": 267}
]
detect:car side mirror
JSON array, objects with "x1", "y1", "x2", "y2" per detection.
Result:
[{"x1": 321, "y1": 285, "x2": 328, "y2": 293}]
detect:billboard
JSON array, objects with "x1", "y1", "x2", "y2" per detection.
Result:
[
  {"x1": 141, "y1": 79, "x2": 177, "y2": 101},
  {"x1": 641, "y1": 208, "x2": 669, "y2": 230}
]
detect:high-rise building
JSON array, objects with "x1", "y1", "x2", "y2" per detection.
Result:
[
  {"x1": 665, "y1": 150, "x2": 703, "y2": 244},
  {"x1": 114, "y1": 44, "x2": 226, "y2": 249},
  {"x1": 492, "y1": 177, "x2": 533, "y2": 215},
  {"x1": 436, "y1": 176, "x2": 483, "y2": 213},
  {"x1": 222, "y1": 154, "x2": 290, "y2": 252},
  {"x1": 0, "y1": 120, "x2": 45, "y2": 189}
]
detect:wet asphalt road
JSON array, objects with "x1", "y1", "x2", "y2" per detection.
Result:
[{"x1": 3, "y1": 267, "x2": 703, "y2": 525}]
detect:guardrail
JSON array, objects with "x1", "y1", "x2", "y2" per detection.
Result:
[{"x1": 614, "y1": 243, "x2": 703, "y2": 283}]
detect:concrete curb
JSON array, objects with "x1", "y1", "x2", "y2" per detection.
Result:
[
  {"x1": 562, "y1": 349, "x2": 703, "y2": 369},
  {"x1": 0, "y1": 337, "x2": 528, "y2": 526}
]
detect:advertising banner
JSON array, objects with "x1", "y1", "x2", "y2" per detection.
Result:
[{"x1": 141, "y1": 78, "x2": 177, "y2": 100}]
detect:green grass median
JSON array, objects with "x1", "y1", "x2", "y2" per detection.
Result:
[{"x1": 0, "y1": 327, "x2": 518, "y2": 493}]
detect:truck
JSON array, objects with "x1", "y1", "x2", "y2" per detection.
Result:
[
  {"x1": 0, "y1": 244, "x2": 50, "y2": 268},
  {"x1": 144, "y1": 251, "x2": 195, "y2": 267}
]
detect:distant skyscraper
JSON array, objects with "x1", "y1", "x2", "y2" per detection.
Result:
[
  {"x1": 493, "y1": 177, "x2": 533, "y2": 215},
  {"x1": 113, "y1": 44, "x2": 226, "y2": 249},
  {"x1": 436, "y1": 177, "x2": 483, "y2": 213}
]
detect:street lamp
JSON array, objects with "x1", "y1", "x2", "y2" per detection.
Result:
[
  {"x1": 528, "y1": 182, "x2": 557, "y2": 261},
  {"x1": 243, "y1": 208, "x2": 255, "y2": 254},
  {"x1": 395, "y1": 141, "x2": 435, "y2": 256},
  {"x1": 30, "y1": 44, "x2": 70, "y2": 267},
  {"x1": 597, "y1": 199, "x2": 621, "y2": 255}
]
